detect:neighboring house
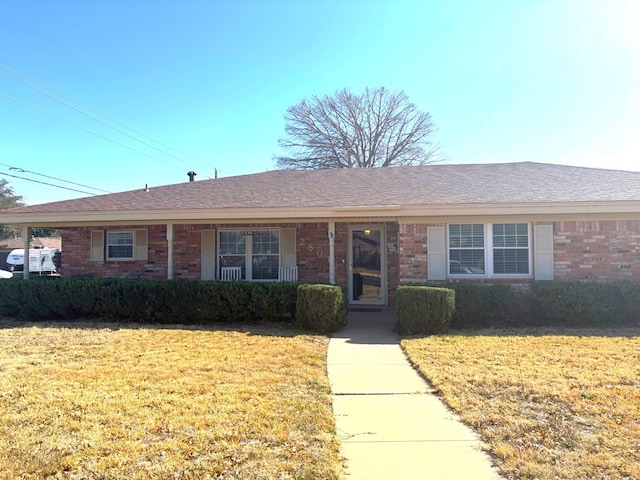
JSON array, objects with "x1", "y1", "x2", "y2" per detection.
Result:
[
  {"x1": 1, "y1": 162, "x2": 640, "y2": 306},
  {"x1": 0, "y1": 237, "x2": 61, "y2": 271}
]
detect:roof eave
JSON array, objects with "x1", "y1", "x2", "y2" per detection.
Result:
[{"x1": 1, "y1": 201, "x2": 639, "y2": 227}]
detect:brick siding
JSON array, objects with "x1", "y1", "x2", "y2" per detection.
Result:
[
  {"x1": 397, "y1": 220, "x2": 640, "y2": 287},
  {"x1": 554, "y1": 220, "x2": 640, "y2": 282},
  {"x1": 398, "y1": 223, "x2": 430, "y2": 283}
]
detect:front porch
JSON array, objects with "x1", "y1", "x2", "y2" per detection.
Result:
[{"x1": 54, "y1": 221, "x2": 401, "y2": 306}]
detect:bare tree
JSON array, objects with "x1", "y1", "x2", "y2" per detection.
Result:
[{"x1": 276, "y1": 87, "x2": 441, "y2": 169}]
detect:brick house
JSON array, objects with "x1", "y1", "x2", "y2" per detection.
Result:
[{"x1": 2, "y1": 162, "x2": 640, "y2": 307}]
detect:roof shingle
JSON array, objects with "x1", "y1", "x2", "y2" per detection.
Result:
[{"x1": 5, "y1": 162, "x2": 640, "y2": 215}]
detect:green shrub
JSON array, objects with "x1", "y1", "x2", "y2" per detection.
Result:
[
  {"x1": 396, "y1": 286, "x2": 455, "y2": 335},
  {"x1": 295, "y1": 284, "x2": 347, "y2": 334},
  {"x1": 418, "y1": 283, "x2": 528, "y2": 328},
  {"x1": 531, "y1": 281, "x2": 637, "y2": 327},
  {"x1": 0, "y1": 278, "x2": 299, "y2": 324}
]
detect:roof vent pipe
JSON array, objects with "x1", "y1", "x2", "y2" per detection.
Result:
[{"x1": 187, "y1": 171, "x2": 197, "y2": 182}]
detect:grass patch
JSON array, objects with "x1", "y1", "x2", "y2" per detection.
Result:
[
  {"x1": 0, "y1": 319, "x2": 343, "y2": 479},
  {"x1": 402, "y1": 328, "x2": 640, "y2": 480}
]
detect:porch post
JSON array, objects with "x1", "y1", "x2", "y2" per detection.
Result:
[
  {"x1": 22, "y1": 226, "x2": 31, "y2": 279},
  {"x1": 167, "y1": 223, "x2": 174, "y2": 280},
  {"x1": 328, "y1": 221, "x2": 336, "y2": 285}
]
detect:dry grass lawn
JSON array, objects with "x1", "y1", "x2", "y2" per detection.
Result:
[
  {"x1": 402, "y1": 328, "x2": 640, "y2": 480},
  {"x1": 0, "y1": 319, "x2": 343, "y2": 480}
]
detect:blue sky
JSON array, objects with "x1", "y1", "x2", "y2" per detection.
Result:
[{"x1": 1, "y1": 0, "x2": 639, "y2": 205}]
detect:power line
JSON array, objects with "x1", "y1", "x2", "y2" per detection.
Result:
[
  {"x1": 0, "y1": 63, "x2": 207, "y2": 170},
  {"x1": 0, "y1": 162, "x2": 112, "y2": 194},
  {"x1": 0, "y1": 170, "x2": 98, "y2": 196},
  {"x1": 0, "y1": 92, "x2": 191, "y2": 169}
]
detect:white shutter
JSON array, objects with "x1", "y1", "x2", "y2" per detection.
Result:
[
  {"x1": 90, "y1": 231, "x2": 104, "y2": 262},
  {"x1": 134, "y1": 229, "x2": 148, "y2": 261},
  {"x1": 201, "y1": 229, "x2": 216, "y2": 280},
  {"x1": 427, "y1": 226, "x2": 446, "y2": 280},
  {"x1": 534, "y1": 224, "x2": 554, "y2": 280},
  {"x1": 281, "y1": 228, "x2": 297, "y2": 268}
]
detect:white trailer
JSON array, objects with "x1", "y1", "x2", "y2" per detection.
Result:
[{"x1": 6, "y1": 248, "x2": 58, "y2": 274}]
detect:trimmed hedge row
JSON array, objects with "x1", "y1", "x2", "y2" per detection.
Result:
[
  {"x1": 0, "y1": 278, "x2": 352, "y2": 333},
  {"x1": 531, "y1": 281, "x2": 640, "y2": 327},
  {"x1": 425, "y1": 283, "x2": 525, "y2": 329},
  {"x1": 0, "y1": 278, "x2": 298, "y2": 325},
  {"x1": 416, "y1": 281, "x2": 640, "y2": 329},
  {"x1": 397, "y1": 286, "x2": 455, "y2": 335}
]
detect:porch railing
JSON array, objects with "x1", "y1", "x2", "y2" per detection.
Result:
[
  {"x1": 279, "y1": 266, "x2": 298, "y2": 282},
  {"x1": 220, "y1": 266, "x2": 242, "y2": 281}
]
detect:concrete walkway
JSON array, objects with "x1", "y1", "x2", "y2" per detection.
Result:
[{"x1": 327, "y1": 309, "x2": 502, "y2": 480}]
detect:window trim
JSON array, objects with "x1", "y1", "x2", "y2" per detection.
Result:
[
  {"x1": 218, "y1": 228, "x2": 282, "y2": 281},
  {"x1": 106, "y1": 230, "x2": 135, "y2": 261},
  {"x1": 447, "y1": 223, "x2": 532, "y2": 279}
]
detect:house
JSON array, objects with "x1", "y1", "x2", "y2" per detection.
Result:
[{"x1": 1, "y1": 162, "x2": 640, "y2": 306}]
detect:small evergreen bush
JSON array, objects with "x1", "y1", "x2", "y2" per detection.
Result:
[
  {"x1": 396, "y1": 286, "x2": 455, "y2": 335},
  {"x1": 295, "y1": 284, "x2": 347, "y2": 334}
]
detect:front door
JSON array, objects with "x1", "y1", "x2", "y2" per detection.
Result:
[{"x1": 348, "y1": 226, "x2": 386, "y2": 305}]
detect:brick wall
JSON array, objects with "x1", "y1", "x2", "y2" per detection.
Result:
[
  {"x1": 61, "y1": 225, "x2": 168, "y2": 280},
  {"x1": 296, "y1": 222, "x2": 331, "y2": 284},
  {"x1": 396, "y1": 219, "x2": 640, "y2": 286},
  {"x1": 398, "y1": 223, "x2": 429, "y2": 282},
  {"x1": 554, "y1": 220, "x2": 640, "y2": 282}
]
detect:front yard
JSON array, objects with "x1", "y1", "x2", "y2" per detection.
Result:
[
  {"x1": 402, "y1": 329, "x2": 640, "y2": 480},
  {"x1": 0, "y1": 320, "x2": 343, "y2": 480}
]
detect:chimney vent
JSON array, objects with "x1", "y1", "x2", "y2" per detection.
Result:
[{"x1": 187, "y1": 171, "x2": 197, "y2": 182}]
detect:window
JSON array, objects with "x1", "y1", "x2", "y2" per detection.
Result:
[
  {"x1": 448, "y1": 224, "x2": 485, "y2": 274},
  {"x1": 448, "y1": 223, "x2": 530, "y2": 277},
  {"x1": 107, "y1": 231, "x2": 134, "y2": 260},
  {"x1": 219, "y1": 230, "x2": 280, "y2": 280},
  {"x1": 252, "y1": 231, "x2": 280, "y2": 280},
  {"x1": 493, "y1": 223, "x2": 529, "y2": 274},
  {"x1": 219, "y1": 230, "x2": 247, "y2": 277}
]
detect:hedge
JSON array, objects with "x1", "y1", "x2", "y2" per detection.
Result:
[
  {"x1": 423, "y1": 283, "x2": 526, "y2": 329},
  {"x1": 412, "y1": 281, "x2": 640, "y2": 329},
  {"x1": 397, "y1": 286, "x2": 455, "y2": 335},
  {"x1": 0, "y1": 278, "x2": 298, "y2": 324},
  {"x1": 531, "y1": 281, "x2": 640, "y2": 327},
  {"x1": 295, "y1": 284, "x2": 347, "y2": 334}
]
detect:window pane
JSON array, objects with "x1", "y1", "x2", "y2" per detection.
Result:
[
  {"x1": 449, "y1": 249, "x2": 485, "y2": 274},
  {"x1": 108, "y1": 245, "x2": 133, "y2": 258},
  {"x1": 107, "y1": 232, "x2": 133, "y2": 259},
  {"x1": 493, "y1": 223, "x2": 529, "y2": 249},
  {"x1": 108, "y1": 232, "x2": 133, "y2": 245},
  {"x1": 220, "y1": 231, "x2": 246, "y2": 255},
  {"x1": 449, "y1": 224, "x2": 484, "y2": 248},
  {"x1": 252, "y1": 255, "x2": 279, "y2": 280},
  {"x1": 494, "y1": 249, "x2": 529, "y2": 274},
  {"x1": 449, "y1": 224, "x2": 484, "y2": 275},
  {"x1": 252, "y1": 231, "x2": 279, "y2": 255}
]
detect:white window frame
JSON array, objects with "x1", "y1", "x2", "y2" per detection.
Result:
[
  {"x1": 447, "y1": 223, "x2": 532, "y2": 278},
  {"x1": 218, "y1": 228, "x2": 281, "y2": 281},
  {"x1": 106, "y1": 230, "x2": 135, "y2": 261}
]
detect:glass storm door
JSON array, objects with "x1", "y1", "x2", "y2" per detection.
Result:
[{"x1": 348, "y1": 226, "x2": 386, "y2": 305}]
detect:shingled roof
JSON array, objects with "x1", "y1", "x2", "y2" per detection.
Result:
[{"x1": 1, "y1": 162, "x2": 639, "y2": 224}]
